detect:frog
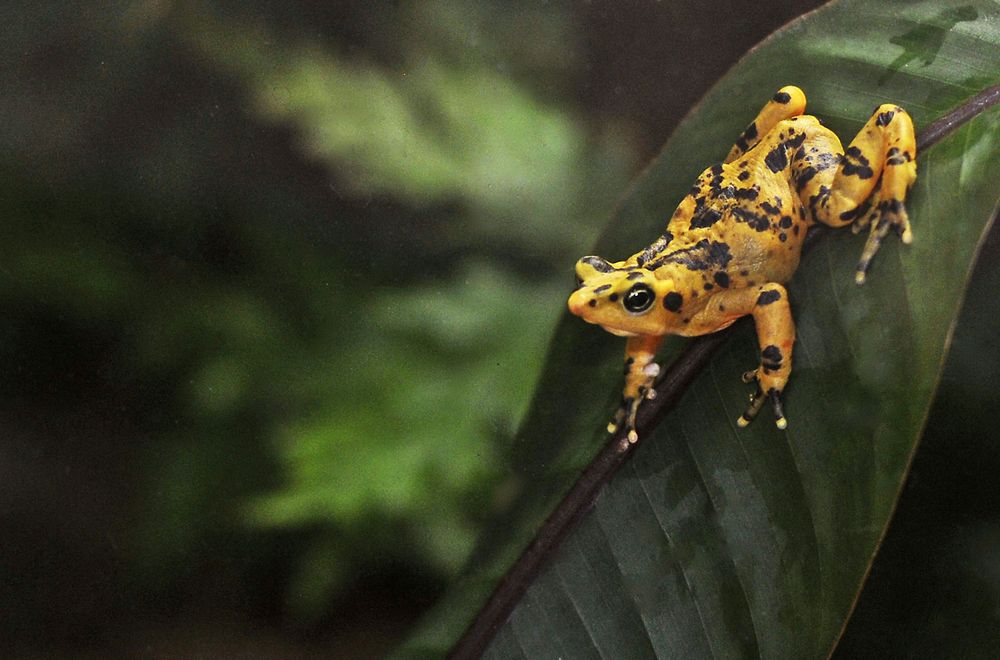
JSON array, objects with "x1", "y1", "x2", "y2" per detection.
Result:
[{"x1": 567, "y1": 85, "x2": 917, "y2": 443}]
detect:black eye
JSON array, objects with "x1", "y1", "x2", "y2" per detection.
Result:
[{"x1": 623, "y1": 284, "x2": 654, "y2": 313}]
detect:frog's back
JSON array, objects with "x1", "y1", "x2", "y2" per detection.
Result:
[{"x1": 661, "y1": 115, "x2": 846, "y2": 278}]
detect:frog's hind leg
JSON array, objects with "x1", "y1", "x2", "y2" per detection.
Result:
[
  {"x1": 725, "y1": 86, "x2": 807, "y2": 163},
  {"x1": 811, "y1": 105, "x2": 917, "y2": 284},
  {"x1": 688, "y1": 283, "x2": 795, "y2": 429}
]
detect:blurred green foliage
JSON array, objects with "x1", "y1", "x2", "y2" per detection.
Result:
[
  {"x1": 0, "y1": 0, "x2": 636, "y2": 627},
  {"x1": 10, "y1": 1, "x2": 992, "y2": 655},
  {"x1": 177, "y1": 1, "x2": 637, "y2": 616}
]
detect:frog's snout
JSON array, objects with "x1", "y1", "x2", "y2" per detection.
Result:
[{"x1": 567, "y1": 288, "x2": 591, "y2": 317}]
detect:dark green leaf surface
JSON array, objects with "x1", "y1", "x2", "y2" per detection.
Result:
[{"x1": 398, "y1": 1, "x2": 1000, "y2": 657}]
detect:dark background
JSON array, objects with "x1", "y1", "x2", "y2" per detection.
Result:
[{"x1": 7, "y1": 2, "x2": 997, "y2": 658}]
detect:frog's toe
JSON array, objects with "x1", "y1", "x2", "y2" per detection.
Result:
[
  {"x1": 855, "y1": 208, "x2": 905, "y2": 284},
  {"x1": 737, "y1": 383, "x2": 766, "y2": 427},
  {"x1": 886, "y1": 200, "x2": 911, "y2": 236},
  {"x1": 738, "y1": 366, "x2": 788, "y2": 429},
  {"x1": 855, "y1": 198, "x2": 913, "y2": 284},
  {"x1": 736, "y1": 386, "x2": 788, "y2": 429},
  {"x1": 609, "y1": 417, "x2": 642, "y2": 443},
  {"x1": 608, "y1": 396, "x2": 644, "y2": 443},
  {"x1": 607, "y1": 401, "x2": 626, "y2": 434},
  {"x1": 769, "y1": 389, "x2": 788, "y2": 429},
  {"x1": 898, "y1": 216, "x2": 914, "y2": 244},
  {"x1": 624, "y1": 396, "x2": 643, "y2": 443}
]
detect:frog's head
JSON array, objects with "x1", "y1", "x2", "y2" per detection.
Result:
[{"x1": 567, "y1": 256, "x2": 680, "y2": 336}]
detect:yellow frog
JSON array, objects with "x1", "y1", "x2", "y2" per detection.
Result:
[{"x1": 567, "y1": 86, "x2": 916, "y2": 442}]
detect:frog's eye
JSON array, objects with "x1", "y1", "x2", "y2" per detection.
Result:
[{"x1": 623, "y1": 283, "x2": 655, "y2": 314}]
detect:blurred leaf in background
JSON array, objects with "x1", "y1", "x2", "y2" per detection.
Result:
[
  {"x1": 0, "y1": 0, "x2": 636, "y2": 643},
  {"x1": 171, "y1": 0, "x2": 637, "y2": 618}
]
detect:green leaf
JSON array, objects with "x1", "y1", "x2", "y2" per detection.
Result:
[{"x1": 398, "y1": 0, "x2": 1000, "y2": 657}]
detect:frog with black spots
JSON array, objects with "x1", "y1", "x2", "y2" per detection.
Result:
[{"x1": 567, "y1": 86, "x2": 917, "y2": 442}]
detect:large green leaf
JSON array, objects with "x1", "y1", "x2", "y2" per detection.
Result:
[{"x1": 398, "y1": 0, "x2": 1000, "y2": 657}]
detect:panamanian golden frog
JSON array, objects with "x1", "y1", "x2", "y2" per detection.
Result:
[{"x1": 567, "y1": 86, "x2": 916, "y2": 442}]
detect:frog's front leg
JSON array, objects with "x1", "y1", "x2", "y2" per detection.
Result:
[
  {"x1": 812, "y1": 105, "x2": 917, "y2": 283},
  {"x1": 608, "y1": 334, "x2": 664, "y2": 443},
  {"x1": 690, "y1": 284, "x2": 795, "y2": 429}
]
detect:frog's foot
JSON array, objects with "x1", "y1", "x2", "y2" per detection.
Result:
[
  {"x1": 606, "y1": 396, "x2": 642, "y2": 444},
  {"x1": 737, "y1": 368, "x2": 788, "y2": 430},
  {"x1": 852, "y1": 198, "x2": 912, "y2": 285},
  {"x1": 607, "y1": 389, "x2": 658, "y2": 444},
  {"x1": 607, "y1": 362, "x2": 660, "y2": 443},
  {"x1": 810, "y1": 104, "x2": 916, "y2": 285}
]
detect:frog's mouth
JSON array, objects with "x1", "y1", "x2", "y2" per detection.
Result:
[{"x1": 600, "y1": 324, "x2": 639, "y2": 338}]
